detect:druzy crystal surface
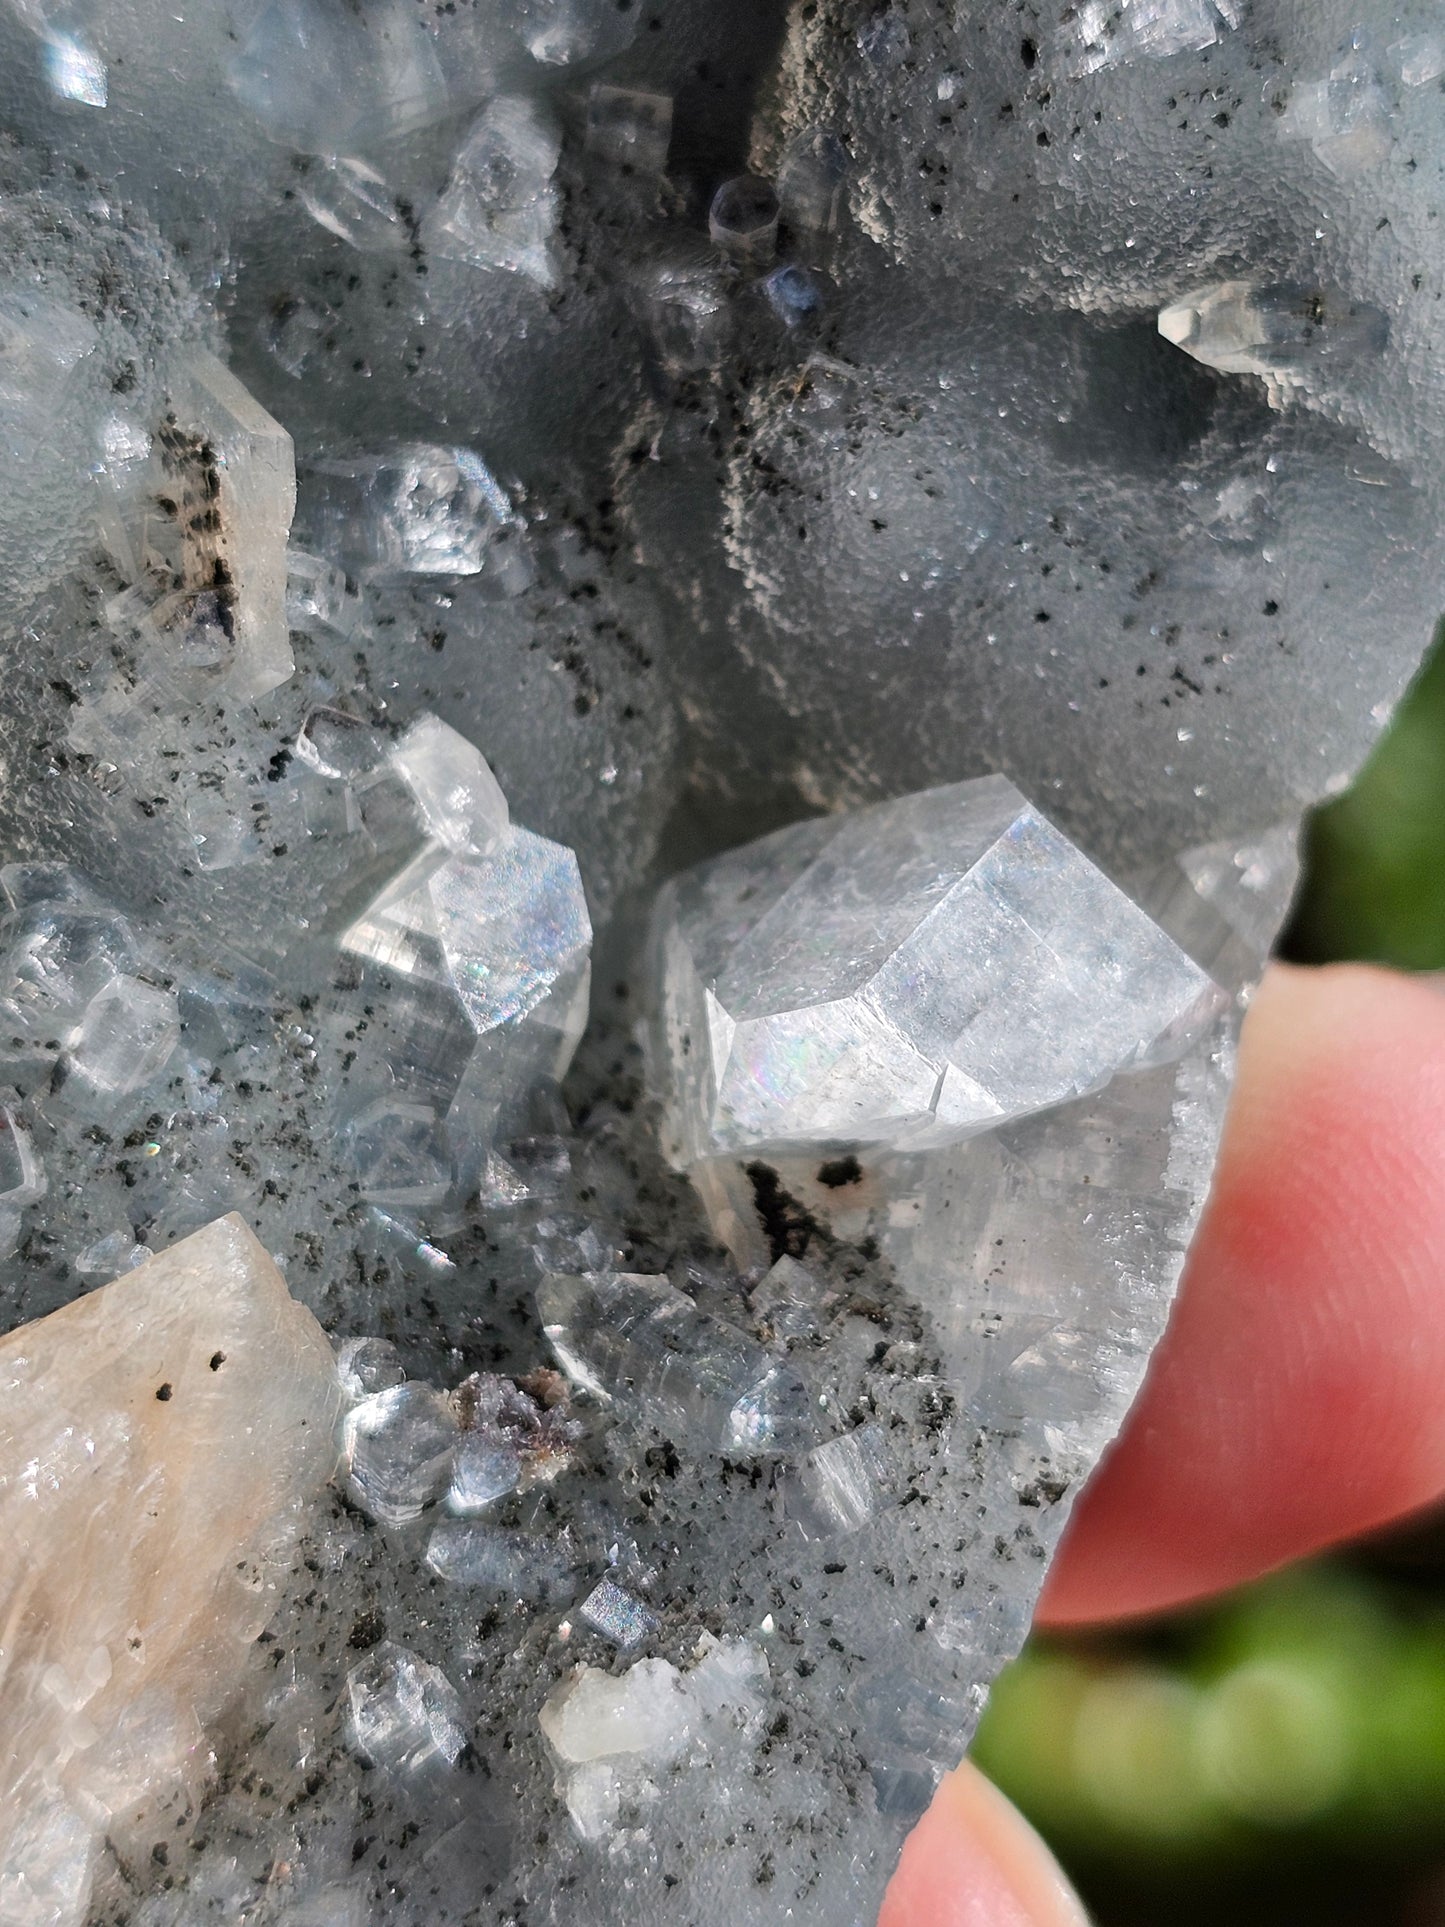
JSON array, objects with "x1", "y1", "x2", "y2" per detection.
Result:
[{"x1": 0, "y1": 0, "x2": 1440, "y2": 1921}]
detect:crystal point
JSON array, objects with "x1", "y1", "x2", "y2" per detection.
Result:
[
  {"x1": 652, "y1": 777, "x2": 1223, "y2": 1172},
  {"x1": 158, "y1": 351, "x2": 297, "y2": 700},
  {"x1": 538, "y1": 1269, "x2": 813, "y2": 1459}
]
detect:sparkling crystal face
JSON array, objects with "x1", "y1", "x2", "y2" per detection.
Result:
[
  {"x1": 336, "y1": 823, "x2": 593, "y2": 1181},
  {"x1": 654, "y1": 775, "x2": 1224, "y2": 1167}
]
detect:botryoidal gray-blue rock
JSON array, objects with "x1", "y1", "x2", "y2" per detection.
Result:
[{"x1": 0, "y1": 0, "x2": 1438, "y2": 1923}]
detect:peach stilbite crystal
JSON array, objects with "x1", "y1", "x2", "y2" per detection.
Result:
[{"x1": 0, "y1": 1215, "x2": 342, "y2": 1926}]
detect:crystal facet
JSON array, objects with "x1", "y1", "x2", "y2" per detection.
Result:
[
  {"x1": 0, "y1": 1217, "x2": 341, "y2": 1927},
  {"x1": 343, "y1": 1382, "x2": 461, "y2": 1528},
  {"x1": 347, "y1": 1642, "x2": 468, "y2": 1772},
  {"x1": 306, "y1": 445, "x2": 528, "y2": 582},
  {"x1": 156, "y1": 351, "x2": 297, "y2": 700},
  {"x1": 538, "y1": 1269, "x2": 813, "y2": 1458},
  {"x1": 427, "y1": 98, "x2": 563, "y2": 289},
  {"x1": 652, "y1": 776, "x2": 1223, "y2": 1173}
]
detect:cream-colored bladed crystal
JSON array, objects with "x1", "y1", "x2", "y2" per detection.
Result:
[
  {"x1": 0, "y1": 1215, "x2": 342, "y2": 1927},
  {"x1": 160, "y1": 350, "x2": 297, "y2": 699}
]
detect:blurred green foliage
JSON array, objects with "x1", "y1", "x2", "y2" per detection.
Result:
[
  {"x1": 1286, "y1": 616, "x2": 1445, "y2": 969},
  {"x1": 974, "y1": 615, "x2": 1445, "y2": 1918},
  {"x1": 974, "y1": 1566, "x2": 1445, "y2": 1871}
]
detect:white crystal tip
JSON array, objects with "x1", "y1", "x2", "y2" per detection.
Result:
[{"x1": 1157, "y1": 300, "x2": 1198, "y2": 347}]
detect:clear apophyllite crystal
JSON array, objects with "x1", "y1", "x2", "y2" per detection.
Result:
[
  {"x1": 335, "y1": 1334, "x2": 406, "y2": 1401},
  {"x1": 708, "y1": 176, "x2": 780, "y2": 266},
  {"x1": 389, "y1": 712, "x2": 510, "y2": 857},
  {"x1": 344, "y1": 1382, "x2": 461, "y2": 1528},
  {"x1": 537, "y1": 1269, "x2": 813, "y2": 1458},
  {"x1": 427, "y1": 98, "x2": 563, "y2": 289},
  {"x1": 0, "y1": 287, "x2": 98, "y2": 462},
  {"x1": 424, "y1": 1517, "x2": 577, "y2": 1600},
  {"x1": 346, "y1": 1642, "x2": 468, "y2": 1773},
  {"x1": 446, "y1": 1431, "x2": 523, "y2": 1512},
  {"x1": 1158, "y1": 280, "x2": 1389, "y2": 387},
  {"x1": 577, "y1": 1577, "x2": 659, "y2": 1651},
  {"x1": 227, "y1": 0, "x2": 456, "y2": 154},
  {"x1": 0, "y1": 881, "x2": 137, "y2": 1049},
  {"x1": 586, "y1": 85, "x2": 673, "y2": 173},
  {"x1": 1275, "y1": 38, "x2": 1394, "y2": 179},
  {"x1": 337, "y1": 820, "x2": 593, "y2": 1179},
  {"x1": 1071, "y1": 0, "x2": 1240, "y2": 73},
  {"x1": 66, "y1": 975, "x2": 179, "y2": 1097},
  {"x1": 777, "y1": 128, "x2": 847, "y2": 232},
  {"x1": 340, "y1": 1099, "x2": 453, "y2": 1208},
  {"x1": 651, "y1": 775, "x2": 1223, "y2": 1172},
  {"x1": 304, "y1": 444, "x2": 530, "y2": 582},
  {"x1": 782, "y1": 1423, "x2": 898, "y2": 1540},
  {"x1": 295, "y1": 154, "x2": 411, "y2": 253},
  {"x1": 0, "y1": 1216, "x2": 341, "y2": 1927},
  {"x1": 0, "y1": 1095, "x2": 40, "y2": 1187},
  {"x1": 153, "y1": 351, "x2": 297, "y2": 701},
  {"x1": 520, "y1": 0, "x2": 640, "y2": 67}
]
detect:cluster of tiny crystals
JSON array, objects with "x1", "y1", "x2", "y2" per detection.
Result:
[{"x1": 0, "y1": 0, "x2": 1439, "y2": 1922}]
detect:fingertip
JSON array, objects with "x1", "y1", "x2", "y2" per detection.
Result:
[
  {"x1": 879, "y1": 1761, "x2": 1091, "y2": 1927},
  {"x1": 1040, "y1": 961, "x2": 1445, "y2": 1624}
]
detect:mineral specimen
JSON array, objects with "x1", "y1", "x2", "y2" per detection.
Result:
[
  {"x1": 0, "y1": 1216, "x2": 341, "y2": 1927},
  {"x1": 651, "y1": 775, "x2": 1223, "y2": 1175},
  {"x1": 0, "y1": 0, "x2": 1438, "y2": 1921},
  {"x1": 346, "y1": 1642, "x2": 468, "y2": 1774},
  {"x1": 155, "y1": 349, "x2": 297, "y2": 700},
  {"x1": 538, "y1": 1267, "x2": 813, "y2": 1457}
]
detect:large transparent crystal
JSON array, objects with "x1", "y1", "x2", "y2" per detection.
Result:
[
  {"x1": 0, "y1": 1216, "x2": 341, "y2": 1927},
  {"x1": 652, "y1": 775, "x2": 1222, "y2": 1173}
]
